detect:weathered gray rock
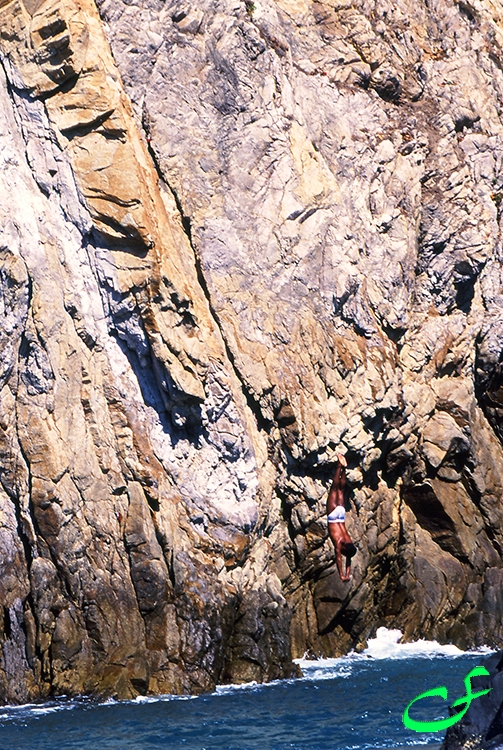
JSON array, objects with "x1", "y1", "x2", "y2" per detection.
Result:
[{"x1": 0, "y1": 0, "x2": 503, "y2": 704}]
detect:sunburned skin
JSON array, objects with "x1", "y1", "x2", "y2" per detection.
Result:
[{"x1": 326, "y1": 453, "x2": 356, "y2": 582}]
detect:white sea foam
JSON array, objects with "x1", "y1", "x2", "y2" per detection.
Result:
[
  {"x1": 133, "y1": 693, "x2": 198, "y2": 704},
  {"x1": 296, "y1": 626, "x2": 494, "y2": 675},
  {"x1": 294, "y1": 663, "x2": 354, "y2": 682},
  {"x1": 362, "y1": 627, "x2": 465, "y2": 659},
  {"x1": 363, "y1": 626, "x2": 493, "y2": 659},
  {"x1": 215, "y1": 676, "x2": 297, "y2": 695},
  {"x1": 29, "y1": 705, "x2": 72, "y2": 715},
  {"x1": 215, "y1": 681, "x2": 260, "y2": 695},
  {"x1": 0, "y1": 698, "x2": 80, "y2": 724}
]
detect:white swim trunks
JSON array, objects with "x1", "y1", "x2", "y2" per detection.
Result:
[{"x1": 327, "y1": 505, "x2": 346, "y2": 523}]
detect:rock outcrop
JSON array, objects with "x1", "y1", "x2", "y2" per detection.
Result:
[
  {"x1": 0, "y1": 0, "x2": 503, "y2": 703},
  {"x1": 442, "y1": 651, "x2": 503, "y2": 750}
]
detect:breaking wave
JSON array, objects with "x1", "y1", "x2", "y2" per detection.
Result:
[{"x1": 295, "y1": 627, "x2": 494, "y2": 683}]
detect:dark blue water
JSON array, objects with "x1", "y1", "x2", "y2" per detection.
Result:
[{"x1": 0, "y1": 633, "x2": 492, "y2": 750}]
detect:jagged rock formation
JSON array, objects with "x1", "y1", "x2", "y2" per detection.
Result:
[{"x1": 1, "y1": 0, "x2": 503, "y2": 703}]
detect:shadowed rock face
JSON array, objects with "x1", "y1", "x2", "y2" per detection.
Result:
[
  {"x1": 442, "y1": 651, "x2": 503, "y2": 750},
  {"x1": 0, "y1": 0, "x2": 503, "y2": 703}
]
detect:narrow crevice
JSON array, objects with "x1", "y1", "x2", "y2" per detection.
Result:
[
  {"x1": 22, "y1": 592, "x2": 42, "y2": 672},
  {"x1": 167, "y1": 548, "x2": 176, "y2": 588},
  {"x1": 13, "y1": 412, "x2": 40, "y2": 566},
  {"x1": 5, "y1": 392, "x2": 35, "y2": 575},
  {"x1": 8, "y1": 272, "x2": 36, "y2": 574},
  {"x1": 10, "y1": 478, "x2": 34, "y2": 572}
]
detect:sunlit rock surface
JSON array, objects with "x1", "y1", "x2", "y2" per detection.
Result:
[{"x1": 0, "y1": 0, "x2": 503, "y2": 702}]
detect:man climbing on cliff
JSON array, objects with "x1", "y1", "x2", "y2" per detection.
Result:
[{"x1": 327, "y1": 454, "x2": 356, "y2": 581}]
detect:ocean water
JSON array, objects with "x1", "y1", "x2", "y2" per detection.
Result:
[{"x1": 0, "y1": 628, "x2": 493, "y2": 750}]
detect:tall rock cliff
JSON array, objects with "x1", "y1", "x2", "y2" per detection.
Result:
[{"x1": 0, "y1": 0, "x2": 503, "y2": 703}]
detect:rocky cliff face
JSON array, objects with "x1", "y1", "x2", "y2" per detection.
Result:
[{"x1": 0, "y1": 0, "x2": 503, "y2": 704}]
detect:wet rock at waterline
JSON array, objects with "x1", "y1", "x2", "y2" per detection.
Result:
[
  {"x1": 1, "y1": 0, "x2": 503, "y2": 703},
  {"x1": 442, "y1": 651, "x2": 503, "y2": 750}
]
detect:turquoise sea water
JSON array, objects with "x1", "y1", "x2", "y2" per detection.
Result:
[{"x1": 0, "y1": 629, "x2": 492, "y2": 750}]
